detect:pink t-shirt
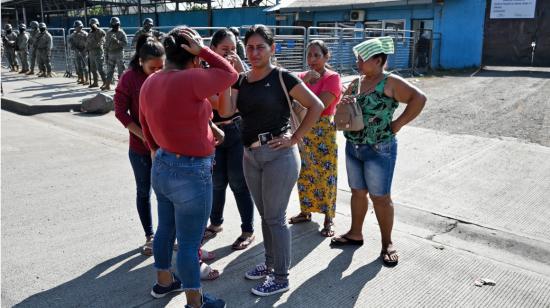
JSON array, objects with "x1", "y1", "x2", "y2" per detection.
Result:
[{"x1": 297, "y1": 69, "x2": 342, "y2": 116}]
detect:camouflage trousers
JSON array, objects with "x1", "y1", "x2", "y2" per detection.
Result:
[
  {"x1": 29, "y1": 47, "x2": 37, "y2": 71},
  {"x1": 5, "y1": 48, "x2": 17, "y2": 68},
  {"x1": 17, "y1": 49, "x2": 29, "y2": 71},
  {"x1": 105, "y1": 51, "x2": 125, "y2": 83},
  {"x1": 73, "y1": 49, "x2": 88, "y2": 78},
  {"x1": 36, "y1": 49, "x2": 51, "y2": 73},
  {"x1": 88, "y1": 49, "x2": 106, "y2": 83}
]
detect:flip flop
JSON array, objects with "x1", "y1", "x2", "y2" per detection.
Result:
[
  {"x1": 231, "y1": 234, "x2": 255, "y2": 250},
  {"x1": 200, "y1": 263, "x2": 220, "y2": 280},
  {"x1": 320, "y1": 220, "x2": 335, "y2": 237},
  {"x1": 288, "y1": 213, "x2": 312, "y2": 224},
  {"x1": 203, "y1": 226, "x2": 223, "y2": 241},
  {"x1": 330, "y1": 235, "x2": 364, "y2": 247},
  {"x1": 380, "y1": 249, "x2": 399, "y2": 267}
]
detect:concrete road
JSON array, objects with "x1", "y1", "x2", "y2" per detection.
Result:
[{"x1": 2, "y1": 68, "x2": 550, "y2": 307}]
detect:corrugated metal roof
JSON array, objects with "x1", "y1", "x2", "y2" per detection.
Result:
[{"x1": 278, "y1": 0, "x2": 431, "y2": 11}]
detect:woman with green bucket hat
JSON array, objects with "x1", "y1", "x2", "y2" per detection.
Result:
[{"x1": 330, "y1": 36, "x2": 427, "y2": 267}]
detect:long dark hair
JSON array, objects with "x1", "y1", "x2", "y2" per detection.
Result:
[
  {"x1": 163, "y1": 26, "x2": 197, "y2": 69},
  {"x1": 244, "y1": 24, "x2": 274, "y2": 46},
  {"x1": 307, "y1": 39, "x2": 333, "y2": 70},
  {"x1": 128, "y1": 33, "x2": 156, "y2": 70},
  {"x1": 210, "y1": 28, "x2": 235, "y2": 48}
]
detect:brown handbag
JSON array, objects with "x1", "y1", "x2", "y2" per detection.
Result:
[
  {"x1": 335, "y1": 78, "x2": 364, "y2": 131},
  {"x1": 279, "y1": 69, "x2": 306, "y2": 131}
]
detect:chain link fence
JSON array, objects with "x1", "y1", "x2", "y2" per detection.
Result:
[{"x1": 7, "y1": 25, "x2": 438, "y2": 77}]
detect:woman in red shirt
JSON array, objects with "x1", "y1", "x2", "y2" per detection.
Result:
[
  {"x1": 139, "y1": 27, "x2": 238, "y2": 307},
  {"x1": 114, "y1": 35, "x2": 164, "y2": 256}
]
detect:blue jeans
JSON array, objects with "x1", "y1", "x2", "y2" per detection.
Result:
[
  {"x1": 128, "y1": 149, "x2": 153, "y2": 237},
  {"x1": 211, "y1": 122, "x2": 254, "y2": 233},
  {"x1": 151, "y1": 149, "x2": 214, "y2": 291},
  {"x1": 345, "y1": 138, "x2": 397, "y2": 196}
]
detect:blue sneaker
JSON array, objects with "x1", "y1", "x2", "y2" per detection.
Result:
[
  {"x1": 245, "y1": 263, "x2": 273, "y2": 280},
  {"x1": 251, "y1": 275, "x2": 289, "y2": 296},
  {"x1": 150, "y1": 274, "x2": 184, "y2": 298},
  {"x1": 184, "y1": 293, "x2": 226, "y2": 308}
]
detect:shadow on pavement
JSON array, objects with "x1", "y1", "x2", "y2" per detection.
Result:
[
  {"x1": 474, "y1": 68, "x2": 550, "y2": 78},
  {"x1": 281, "y1": 250, "x2": 382, "y2": 307},
  {"x1": 13, "y1": 249, "x2": 169, "y2": 308}
]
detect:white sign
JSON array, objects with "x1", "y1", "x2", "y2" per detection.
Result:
[{"x1": 490, "y1": 0, "x2": 537, "y2": 19}]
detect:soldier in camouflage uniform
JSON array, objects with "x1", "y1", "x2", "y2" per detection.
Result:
[
  {"x1": 102, "y1": 17, "x2": 127, "y2": 91},
  {"x1": 68, "y1": 20, "x2": 89, "y2": 85},
  {"x1": 16, "y1": 24, "x2": 30, "y2": 73},
  {"x1": 86, "y1": 18, "x2": 107, "y2": 88},
  {"x1": 26, "y1": 21, "x2": 40, "y2": 75},
  {"x1": 131, "y1": 18, "x2": 164, "y2": 48},
  {"x1": 2, "y1": 24, "x2": 18, "y2": 72},
  {"x1": 35, "y1": 23, "x2": 53, "y2": 77}
]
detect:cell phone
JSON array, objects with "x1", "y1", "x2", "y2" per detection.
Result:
[{"x1": 258, "y1": 132, "x2": 273, "y2": 145}]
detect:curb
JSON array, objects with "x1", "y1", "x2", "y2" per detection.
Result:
[
  {"x1": 1, "y1": 96, "x2": 82, "y2": 116},
  {"x1": 336, "y1": 189, "x2": 550, "y2": 276}
]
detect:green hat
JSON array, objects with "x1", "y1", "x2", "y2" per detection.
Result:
[{"x1": 353, "y1": 36, "x2": 394, "y2": 61}]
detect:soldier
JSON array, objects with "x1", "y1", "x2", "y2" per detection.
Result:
[
  {"x1": 16, "y1": 24, "x2": 30, "y2": 73},
  {"x1": 103, "y1": 17, "x2": 127, "y2": 91},
  {"x1": 2, "y1": 24, "x2": 18, "y2": 72},
  {"x1": 131, "y1": 18, "x2": 163, "y2": 48},
  {"x1": 26, "y1": 21, "x2": 40, "y2": 75},
  {"x1": 35, "y1": 22, "x2": 53, "y2": 77},
  {"x1": 69, "y1": 20, "x2": 89, "y2": 85},
  {"x1": 86, "y1": 18, "x2": 107, "y2": 88}
]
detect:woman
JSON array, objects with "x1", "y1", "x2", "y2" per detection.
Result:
[
  {"x1": 139, "y1": 27, "x2": 238, "y2": 307},
  {"x1": 330, "y1": 37, "x2": 426, "y2": 268},
  {"x1": 289, "y1": 40, "x2": 342, "y2": 238},
  {"x1": 218, "y1": 24, "x2": 324, "y2": 297},
  {"x1": 203, "y1": 28, "x2": 255, "y2": 251},
  {"x1": 114, "y1": 34, "x2": 165, "y2": 256}
]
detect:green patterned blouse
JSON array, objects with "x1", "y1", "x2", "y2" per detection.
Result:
[{"x1": 344, "y1": 73, "x2": 399, "y2": 145}]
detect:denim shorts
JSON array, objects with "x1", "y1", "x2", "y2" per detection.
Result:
[{"x1": 345, "y1": 138, "x2": 397, "y2": 196}]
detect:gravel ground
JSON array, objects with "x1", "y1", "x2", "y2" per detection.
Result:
[{"x1": 405, "y1": 66, "x2": 550, "y2": 146}]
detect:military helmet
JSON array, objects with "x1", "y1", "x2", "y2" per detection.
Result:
[
  {"x1": 110, "y1": 17, "x2": 120, "y2": 26},
  {"x1": 19, "y1": 24, "x2": 27, "y2": 30},
  {"x1": 30, "y1": 21, "x2": 39, "y2": 29},
  {"x1": 4, "y1": 24, "x2": 12, "y2": 30},
  {"x1": 74, "y1": 20, "x2": 84, "y2": 28},
  {"x1": 143, "y1": 18, "x2": 154, "y2": 26},
  {"x1": 38, "y1": 22, "x2": 47, "y2": 29},
  {"x1": 89, "y1": 18, "x2": 99, "y2": 26}
]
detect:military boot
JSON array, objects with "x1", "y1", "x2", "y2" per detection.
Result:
[
  {"x1": 100, "y1": 81, "x2": 111, "y2": 91},
  {"x1": 77, "y1": 76, "x2": 83, "y2": 84},
  {"x1": 26, "y1": 70, "x2": 34, "y2": 75},
  {"x1": 89, "y1": 76, "x2": 99, "y2": 88},
  {"x1": 82, "y1": 75, "x2": 89, "y2": 86},
  {"x1": 46, "y1": 72, "x2": 52, "y2": 78}
]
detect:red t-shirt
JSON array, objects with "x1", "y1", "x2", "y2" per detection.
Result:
[
  {"x1": 139, "y1": 48, "x2": 238, "y2": 157},
  {"x1": 297, "y1": 69, "x2": 342, "y2": 116},
  {"x1": 114, "y1": 68, "x2": 149, "y2": 155}
]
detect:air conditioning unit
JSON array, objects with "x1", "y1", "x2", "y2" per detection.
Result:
[{"x1": 350, "y1": 10, "x2": 365, "y2": 22}]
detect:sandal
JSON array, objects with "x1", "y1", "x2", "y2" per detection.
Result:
[
  {"x1": 320, "y1": 220, "x2": 335, "y2": 237},
  {"x1": 141, "y1": 236, "x2": 154, "y2": 256},
  {"x1": 380, "y1": 249, "x2": 399, "y2": 267},
  {"x1": 330, "y1": 234, "x2": 364, "y2": 247},
  {"x1": 200, "y1": 248, "x2": 216, "y2": 261},
  {"x1": 200, "y1": 263, "x2": 220, "y2": 280},
  {"x1": 231, "y1": 234, "x2": 255, "y2": 250},
  {"x1": 203, "y1": 225, "x2": 223, "y2": 241},
  {"x1": 288, "y1": 212, "x2": 312, "y2": 224}
]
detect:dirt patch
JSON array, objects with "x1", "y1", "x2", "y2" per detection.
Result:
[{"x1": 405, "y1": 67, "x2": 550, "y2": 146}]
